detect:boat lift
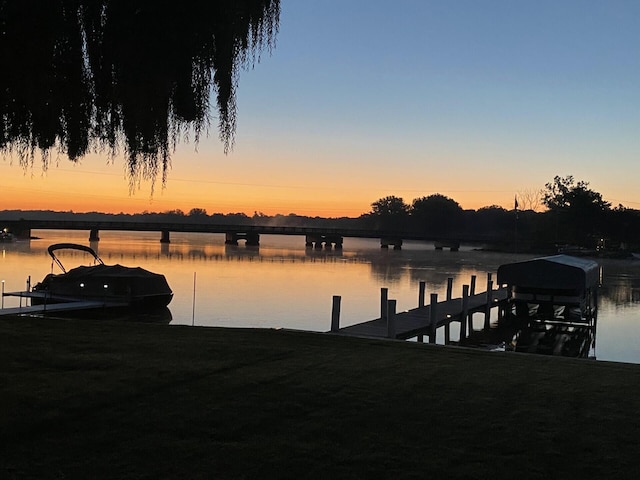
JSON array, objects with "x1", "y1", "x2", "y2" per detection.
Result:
[{"x1": 497, "y1": 254, "x2": 599, "y2": 358}]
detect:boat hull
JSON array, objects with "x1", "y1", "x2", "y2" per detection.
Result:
[{"x1": 32, "y1": 264, "x2": 173, "y2": 311}]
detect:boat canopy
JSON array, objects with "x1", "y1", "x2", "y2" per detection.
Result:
[
  {"x1": 47, "y1": 243, "x2": 104, "y2": 273},
  {"x1": 497, "y1": 255, "x2": 599, "y2": 293}
]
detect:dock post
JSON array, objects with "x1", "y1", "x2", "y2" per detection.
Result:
[
  {"x1": 380, "y1": 288, "x2": 388, "y2": 322},
  {"x1": 387, "y1": 299, "x2": 397, "y2": 339},
  {"x1": 484, "y1": 273, "x2": 493, "y2": 330},
  {"x1": 460, "y1": 285, "x2": 469, "y2": 340},
  {"x1": 469, "y1": 276, "x2": 476, "y2": 334},
  {"x1": 444, "y1": 278, "x2": 453, "y2": 344},
  {"x1": 429, "y1": 293, "x2": 438, "y2": 344},
  {"x1": 331, "y1": 296, "x2": 341, "y2": 332},
  {"x1": 417, "y1": 281, "x2": 425, "y2": 342}
]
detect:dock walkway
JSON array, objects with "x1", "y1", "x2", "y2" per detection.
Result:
[
  {"x1": 331, "y1": 274, "x2": 509, "y2": 343},
  {"x1": 0, "y1": 290, "x2": 127, "y2": 316}
]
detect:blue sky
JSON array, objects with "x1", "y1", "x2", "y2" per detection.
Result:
[{"x1": 3, "y1": 0, "x2": 640, "y2": 215}]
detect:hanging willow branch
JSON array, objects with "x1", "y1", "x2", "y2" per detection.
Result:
[{"x1": 0, "y1": 0, "x2": 280, "y2": 190}]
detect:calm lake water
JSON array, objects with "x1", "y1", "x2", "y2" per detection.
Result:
[{"x1": 2, "y1": 230, "x2": 640, "y2": 364}]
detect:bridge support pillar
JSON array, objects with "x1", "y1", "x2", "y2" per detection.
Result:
[
  {"x1": 225, "y1": 232, "x2": 239, "y2": 245},
  {"x1": 245, "y1": 233, "x2": 260, "y2": 246},
  {"x1": 434, "y1": 240, "x2": 460, "y2": 251},
  {"x1": 89, "y1": 228, "x2": 100, "y2": 242},
  {"x1": 305, "y1": 235, "x2": 342, "y2": 250},
  {"x1": 380, "y1": 238, "x2": 402, "y2": 250},
  {"x1": 327, "y1": 235, "x2": 343, "y2": 249},
  {"x1": 225, "y1": 232, "x2": 259, "y2": 246},
  {"x1": 160, "y1": 230, "x2": 171, "y2": 243}
]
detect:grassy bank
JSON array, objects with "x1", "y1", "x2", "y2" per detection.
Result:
[{"x1": 2, "y1": 316, "x2": 640, "y2": 479}]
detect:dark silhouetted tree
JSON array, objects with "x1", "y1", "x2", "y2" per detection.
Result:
[
  {"x1": 542, "y1": 175, "x2": 611, "y2": 246},
  {"x1": 474, "y1": 205, "x2": 511, "y2": 231},
  {"x1": 188, "y1": 208, "x2": 208, "y2": 217},
  {"x1": 542, "y1": 176, "x2": 610, "y2": 213},
  {"x1": 410, "y1": 194, "x2": 463, "y2": 235},
  {"x1": 370, "y1": 196, "x2": 410, "y2": 217},
  {"x1": 0, "y1": 0, "x2": 280, "y2": 190},
  {"x1": 368, "y1": 196, "x2": 410, "y2": 231}
]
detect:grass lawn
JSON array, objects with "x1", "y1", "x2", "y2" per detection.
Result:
[{"x1": 2, "y1": 316, "x2": 640, "y2": 479}]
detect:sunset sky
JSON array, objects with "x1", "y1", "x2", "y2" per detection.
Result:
[{"x1": 2, "y1": 0, "x2": 639, "y2": 217}]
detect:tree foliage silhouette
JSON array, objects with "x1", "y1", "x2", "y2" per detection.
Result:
[
  {"x1": 0, "y1": 0, "x2": 280, "y2": 190},
  {"x1": 542, "y1": 176, "x2": 610, "y2": 213},
  {"x1": 541, "y1": 175, "x2": 611, "y2": 245},
  {"x1": 411, "y1": 194, "x2": 463, "y2": 234}
]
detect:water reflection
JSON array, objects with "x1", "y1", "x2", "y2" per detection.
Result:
[
  {"x1": 5, "y1": 233, "x2": 640, "y2": 309},
  {"x1": 598, "y1": 259, "x2": 640, "y2": 307},
  {"x1": 3, "y1": 231, "x2": 640, "y2": 363},
  {"x1": 38, "y1": 306, "x2": 173, "y2": 324}
]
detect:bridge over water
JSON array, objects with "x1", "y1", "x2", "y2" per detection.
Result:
[{"x1": 1, "y1": 218, "x2": 498, "y2": 250}]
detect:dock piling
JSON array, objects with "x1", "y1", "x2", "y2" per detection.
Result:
[
  {"x1": 331, "y1": 295, "x2": 341, "y2": 332},
  {"x1": 460, "y1": 284, "x2": 469, "y2": 340},
  {"x1": 429, "y1": 293, "x2": 438, "y2": 344},
  {"x1": 444, "y1": 278, "x2": 453, "y2": 343},
  {"x1": 332, "y1": 273, "x2": 508, "y2": 345},
  {"x1": 380, "y1": 288, "x2": 388, "y2": 322},
  {"x1": 387, "y1": 299, "x2": 397, "y2": 339},
  {"x1": 484, "y1": 273, "x2": 493, "y2": 330},
  {"x1": 417, "y1": 280, "x2": 425, "y2": 342}
]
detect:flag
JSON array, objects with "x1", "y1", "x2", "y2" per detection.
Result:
[{"x1": 514, "y1": 195, "x2": 519, "y2": 210}]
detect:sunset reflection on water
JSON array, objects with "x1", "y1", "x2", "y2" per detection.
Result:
[{"x1": 2, "y1": 230, "x2": 640, "y2": 363}]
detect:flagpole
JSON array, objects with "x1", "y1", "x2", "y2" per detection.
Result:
[{"x1": 514, "y1": 195, "x2": 519, "y2": 254}]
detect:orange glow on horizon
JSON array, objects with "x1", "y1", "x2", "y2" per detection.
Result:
[
  {"x1": 3, "y1": 151, "x2": 525, "y2": 217},
  {"x1": 0, "y1": 178, "x2": 516, "y2": 217}
]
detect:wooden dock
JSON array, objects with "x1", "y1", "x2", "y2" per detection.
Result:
[
  {"x1": 0, "y1": 290, "x2": 127, "y2": 316},
  {"x1": 331, "y1": 274, "x2": 509, "y2": 343}
]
